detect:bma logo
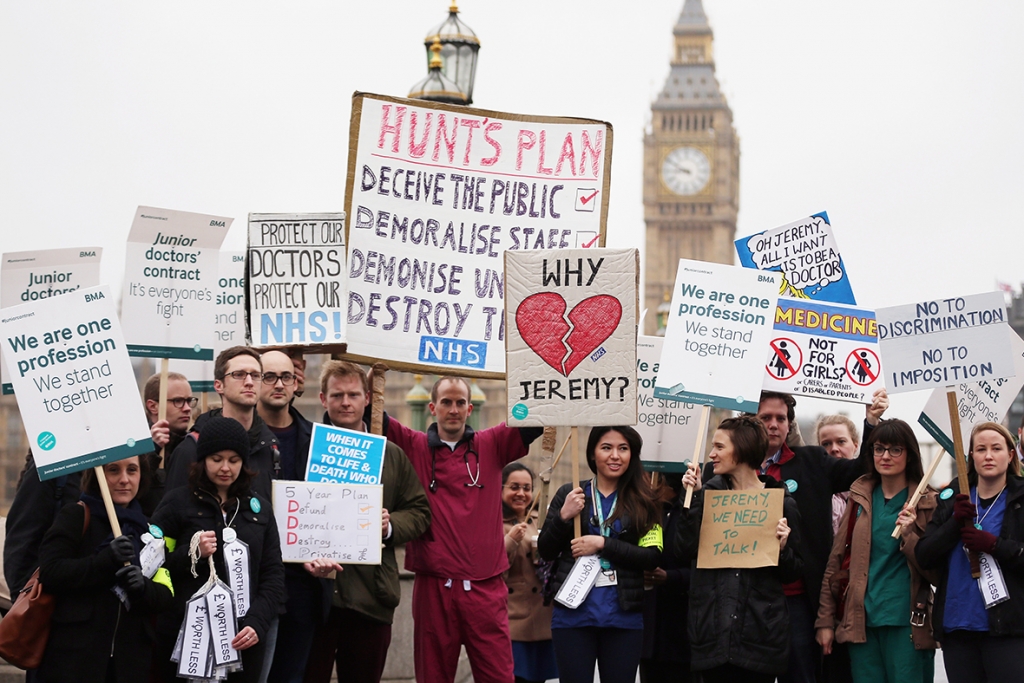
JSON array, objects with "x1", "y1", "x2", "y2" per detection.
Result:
[
  {"x1": 85, "y1": 291, "x2": 105, "y2": 302},
  {"x1": 232, "y1": 255, "x2": 244, "y2": 262},
  {"x1": 79, "y1": 251, "x2": 97, "y2": 258},
  {"x1": 418, "y1": 336, "x2": 486, "y2": 370},
  {"x1": 210, "y1": 220, "x2": 226, "y2": 227}
]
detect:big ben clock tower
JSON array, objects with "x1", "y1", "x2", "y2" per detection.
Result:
[{"x1": 644, "y1": 0, "x2": 739, "y2": 334}]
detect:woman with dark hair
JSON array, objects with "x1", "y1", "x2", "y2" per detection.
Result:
[
  {"x1": 916, "y1": 421, "x2": 1024, "y2": 683},
  {"x1": 815, "y1": 419, "x2": 937, "y2": 683},
  {"x1": 677, "y1": 416, "x2": 801, "y2": 683},
  {"x1": 151, "y1": 417, "x2": 285, "y2": 682},
  {"x1": 501, "y1": 462, "x2": 557, "y2": 683},
  {"x1": 37, "y1": 456, "x2": 174, "y2": 682},
  {"x1": 538, "y1": 426, "x2": 661, "y2": 683}
]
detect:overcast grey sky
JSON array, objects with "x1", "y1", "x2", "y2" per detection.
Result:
[{"x1": 2, "y1": 0, "x2": 1022, "y2": 427}]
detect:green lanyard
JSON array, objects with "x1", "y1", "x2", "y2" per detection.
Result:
[{"x1": 591, "y1": 478, "x2": 617, "y2": 571}]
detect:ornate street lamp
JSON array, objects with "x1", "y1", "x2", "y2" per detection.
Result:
[
  {"x1": 408, "y1": 37, "x2": 467, "y2": 104},
  {"x1": 409, "y1": 2, "x2": 480, "y2": 105}
]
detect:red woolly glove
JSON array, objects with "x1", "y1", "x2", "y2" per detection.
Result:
[
  {"x1": 952, "y1": 494, "x2": 977, "y2": 522},
  {"x1": 960, "y1": 526, "x2": 998, "y2": 554}
]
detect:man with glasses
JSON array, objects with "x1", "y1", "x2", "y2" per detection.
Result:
[
  {"x1": 141, "y1": 371, "x2": 196, "y2": 513},
  {"x1": 164, "y1": 346, "x2": 280, "y2": 498}
]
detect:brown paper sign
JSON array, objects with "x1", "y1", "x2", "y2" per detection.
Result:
[{"x1": 697, "y1": 488, "x2": 783, "y2": 569}]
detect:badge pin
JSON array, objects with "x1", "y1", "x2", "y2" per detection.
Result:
[
  {"x1": 250, "y1": 498, "x2": 261, "y2": 513},
  {"x1": 149, "y1": 524, "x2": 164, "y2": 539},
  {"x1": 223, "y1": 528, "x2": 237, "y2": 544}
]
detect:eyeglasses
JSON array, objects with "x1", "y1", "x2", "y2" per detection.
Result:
[
  {"x1": 169, "y1": 397, "x2": 199, "y2": 409},
  {"x1": 225, "y1": 370, "x2": 263, "y2": 382},
  {"x1": 504, "y1": 484, "x2": 533, "y2": 494},
  {"x1": 262, "y1": 372, "x2": 296, "y2": 386},
  {"x1": 873, "y1": 445, "x2": 905, "y2": 458}
]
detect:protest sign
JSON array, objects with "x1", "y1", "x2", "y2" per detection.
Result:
[
  {"x1": 304, "y1": 423, "x2": 386, "y2": 485},
  {"x1": 697, "y1": 488, "x2": 783, "y2": 569},
  {"x1": 121, "y1": 206, "x2": 231, "y2": 360},
  {"x1": 764, "y1": 299, "x2": 883, "y2": 403},
  {"x1": 919, "y1": 328, "x2": 1024, "y2": 454},
  {"x1": 654, "y1": 259, "x2": 779, "y2": 413},
  {"x1": 505, "y1": 248, "x2": 637, "y2": 426},
  {"x1": 0, "y1": 285, "x2": 153, "y2": 479},
  {"x1": 876, "y1": 292, "x2": 1014, "y2": 394},
  {"x1": 344, "y1": 93, "x2": 612, "y2": 377},
  {"x1": 248, "y1": 213, "x2": 347, "y2": 352},
  {"x1": 636, "y1": 335, "x2": 703, "y2": 473},
  {"x1": 735, "y1": 211, "x2": 856, "y2": 304},
  {"x1": 1, "y1": 247, "x2": 102, "y2": 394},
  {"x1": 169, "y1": 250, "x2": 246, "y2": 392},
  {"x1": 273, "y1": 480, "x2": 382, "y2": 564}
]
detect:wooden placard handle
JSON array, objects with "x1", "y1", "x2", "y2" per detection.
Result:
[
  {"x1": 157, "y1": 358, "x2": 169, "y2": 468},
  {"x1": 370, "y1": 362, "x2": 388, "y2": 436},
  {"x1": 571, "y1": 427, "x2": 581, "y2": 539},
  {"x1": 683, "y1": 405, "x2": 712, "y2": 509},
  {"x1": 891, "y1": 450, "x2": 945, "y2": 539},
  {"x1": 946, "y1": 388, "x2": 981, "y2": 578}
]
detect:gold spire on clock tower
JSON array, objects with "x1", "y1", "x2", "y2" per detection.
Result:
[{"x1": 644, "y1": 0, "x2": 740, "y2": 335}]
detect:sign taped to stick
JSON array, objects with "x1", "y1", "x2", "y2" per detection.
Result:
[
  {"x1": 343, "y1": 93, "x2": 612, "y2": 377},
  {"x1": 636, "y1": 336, "x2": 702, "y2": 473},
  {"x1": 273, "y1": 480, "x2": 382, "y2": 565},
  {"x1": 697, "y1": 489, "x2": 783, "y2": 569}
]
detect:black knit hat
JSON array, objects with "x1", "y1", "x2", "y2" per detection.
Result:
[{"x1": 196, "y1": 417, "x2": 250, "y2": 463}]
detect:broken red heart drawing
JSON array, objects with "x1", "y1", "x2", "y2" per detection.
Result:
[{"x1": 515, "y1": 293, "x2": 622, "y2": 376}]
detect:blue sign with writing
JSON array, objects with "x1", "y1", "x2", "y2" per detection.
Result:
[{"x1": 305, "y1": 423, "x2": 386, "y2": 485}]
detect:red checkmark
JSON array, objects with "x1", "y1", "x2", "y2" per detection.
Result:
[
  {"x1": 580, "y1": 190, "x2": 599, "y2": 205},
  {"x1": 582, "y1": 234, "x2": 600, "y2": 248}
]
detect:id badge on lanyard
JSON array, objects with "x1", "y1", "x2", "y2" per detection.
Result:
[{"x1": 591, "y1": 479, "x2": 618, "y2": 585}]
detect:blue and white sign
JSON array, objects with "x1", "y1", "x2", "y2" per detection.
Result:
[{"x1": 305, "y1": 423, "x2": 386, "y2": 485}]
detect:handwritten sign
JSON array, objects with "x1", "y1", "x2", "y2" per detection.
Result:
[
  {"x1": 919, "y1": 328, "x2": 1024, "y2": 454},
  {"x1": 636, "y1": 336, "x2": 702, "y2": 472},
  {"x1": 505, "y1": 248, "x2": 637, "y2": 426},
  {"x1": 876, "y1": 292, "x2": 1014, "y2": 394},
  {"x1": 343, "y1": 93, "x2": 612, "y2": 377},
  {"x1": 248, "y1": 213, "x2": 347, "y2": 350},
  {"x1": 121, "y1": 206, "x2": 231, "y2": 360},
  {"x1": 272, "y1": 480, "x2": 382, "y2": 565},
  {"x1": 735, "y1": 211, "x2": 856, "y2": 304},
  {"x1": 305, "y1": 423, "x2": 386, "y2": 485},
  {"x1": 0, "y1": 285, "x2": 153, "y2": 479},
  {"x1": 697, "y1": 489, "x2": 783, "y2": 569},
  {"x1": 1, "y1": 247, "x2": 102, "y2": 394},
  {"x1": 764, "y1": 299, "x2": 883, "y2": 403},
  {"x1": 654, "y1": 259, "x2": 779, "y2": 413}
]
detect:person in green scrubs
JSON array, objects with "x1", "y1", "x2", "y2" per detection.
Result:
[{"x1": 815, "y1": 419, "x2": 938, "y2": 683}]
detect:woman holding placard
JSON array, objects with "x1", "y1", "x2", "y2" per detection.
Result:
[
  {"x1": 815, "y1": 419, "x2": 937, "y2": 683},
  {"x1": 151, "y1": 417, "x2": 285, "y2": 682},
  {"x1": 916, "y1": 422, "x2": 1024, "y2": 683},
  {"x1": 37, "y1": 456, "x2": 174, "y2": 683},
  {"x1": 501, "y1": 462, "x2": 558, "y2": 683},
  {"x1": 677, "y1": 416, "x2": 800, "y2": 683},
  {"x1": 538, "y1": 426, "x2": 662, "y2": 683}
]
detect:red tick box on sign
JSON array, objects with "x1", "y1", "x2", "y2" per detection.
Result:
[{"x1": 575, "y1": 188, "x2": 599, "y2": 212}]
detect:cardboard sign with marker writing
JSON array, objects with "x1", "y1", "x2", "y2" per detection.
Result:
[
  {"x1": 697, "y1": 489, "x2": 783, "y2": 569},
  {"x1": 272, "y1": 480, "x2": 382, "y2": 565},
  {"x1": 505, "y1": 248, "x2": 637, "y2": 427}
]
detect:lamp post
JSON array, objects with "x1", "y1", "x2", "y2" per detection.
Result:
[{"x1": 409, "y1": 2, "x2": 480, "y2": 105}]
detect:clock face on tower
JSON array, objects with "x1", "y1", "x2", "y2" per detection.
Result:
[{"x1": 661, "y1": 147, "x2": 711, "y2": 196}]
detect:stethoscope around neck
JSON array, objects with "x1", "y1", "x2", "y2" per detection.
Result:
[{"x1": 429, "y1": 445, "x2": 482, "y2": 493}]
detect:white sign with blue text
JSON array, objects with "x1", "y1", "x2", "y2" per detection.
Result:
[{"x1": 305, "y1": 423, "x2": 386, "y2": 485}]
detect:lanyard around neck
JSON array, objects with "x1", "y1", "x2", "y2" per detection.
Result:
[{"x1": 590, "y1": 478, "x2": 618, "y2": 537}]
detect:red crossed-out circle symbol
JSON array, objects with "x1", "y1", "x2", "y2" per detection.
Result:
[
  {"x1": 766, "y1": 338, "x2": 802, "y2": 381},
  {"x1": 846, "y1": 348, "x2": 880, "y2": 386}
]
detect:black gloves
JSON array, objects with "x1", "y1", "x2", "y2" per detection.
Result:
[
  {"x1": 109, "y1": 535, "x2": 135, "y2": 563},
  {"x1": 115, "y1": 565, "x2": 146, "y2": 596}
]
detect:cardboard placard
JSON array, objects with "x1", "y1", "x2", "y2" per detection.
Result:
[
  {"x1": 735, "y1": 211, "x2": 856, "y2": 304},
  {"x1": 919, "y1": 328, "x2": 1024, "y2": 454},
  {"x1": 247, "y1": 213, "x2": 347, "y2": 352},
  {"x1": 0, "y1": 285, "x2": 153, "y2": 479},
  {"x1": 505, "y1": 248, "x2": 637, "y2": 426},
  {"x1": 121, "y1": 206, "x2": 231, "y2": 360},
  {"x1": 304, "y1": 423, "x2": 386, "y2": 485},
  {"x1": 654, "y1": 259, "x2": 779, "y2": 413},
  {"x1": 697, "y1": 489, "x2": 783, "y2": 569},
  {"x1": 343, "y1": 93, "x2": 613, "y2": 377},
  {"x1": 636, "y1": 335, "x2": 703, "y2": 473},
  {"x1": 876, "y1": 292, "x2": 1015, "y2": 394},
  {"x1": 272, "y1": 480, "x2": 382, "y2": 565},
  {"x1": 764, "y1": 299, "x2": 883, "y2": 403},
  {"x1": 1, "y1": 247, "x2": 102, "y2": 394},
  {"x1": 169, "y1": 250, "x2": 247, "y2": 392}
]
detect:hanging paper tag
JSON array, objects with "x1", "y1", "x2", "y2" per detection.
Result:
[
  {"x1": 223, "y1": 539, "x2": 251, "y2": 618},
  {"x1": 178, "y1": 594, "x2": 213, "y2": 679},
  {"x1": 112, "y1": 584, "x2": 131, "y2": 610},
  {"x1": 554, "y1": 554, "x2": 600, "y2": 609},
  {"x1": 978, "y1": 552, "x2": 1011, "y2": 609},
  {"x1": 595, "y1": 570, "x2": 618, "y2": 587},
  {"x1": 205, "y1": 581, "x2": 241, "y2": 667},
  {"x1": 140, "y1": 537, "x2": 166, "y2": 579}
]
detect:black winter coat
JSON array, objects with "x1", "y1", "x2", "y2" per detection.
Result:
[
  {"x1": 676, "y1": 475, "x2": 803, "y2": 675},
  {"x1": 38, "y1": 502, "x2": 174, "y2": 683},
  {"x1": 916, "y1": 475, "x2": 1024, "y2": 637},
  {"x1": 539, "y1": 481, "x2": 661, "y2": 613}
]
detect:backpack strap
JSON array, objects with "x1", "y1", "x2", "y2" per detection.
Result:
[{"x1": 76, "y1": 500, "x2": 91, "y2": 535}]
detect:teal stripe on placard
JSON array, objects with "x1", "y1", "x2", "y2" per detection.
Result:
[
  {"x1": 127, "y1": 345, "x2": 213, "y2": 361},
  {"x1": 645, "y1": 461, "x2": 691, "y2": 474},
  {"x1": 190, "y1": 381, "x2": 215, "y2": 392},
  {"x1": 1, "y1": 383, "x2": 12, "y2": 395},
  {"x1": 918, "y1": 412, "x2": 955, "y2": 456},
  {"x1": 652, "y1": 386, "x2": 759, "y2": 414},
  {"x1": 37, "y1": 438, "x2": 155, "y2": 481}
]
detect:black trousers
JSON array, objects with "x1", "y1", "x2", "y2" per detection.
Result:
[
  {"x1": 941, "y1": 630, "x2": 1024, "y2": 683},
  {"x1": 552, "y1": 627, "x2": 644, "y2": 683}
]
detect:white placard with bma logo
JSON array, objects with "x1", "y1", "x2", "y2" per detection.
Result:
[{"x1": 636, "y1": 336, "x2": 702, "y2": 473}]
